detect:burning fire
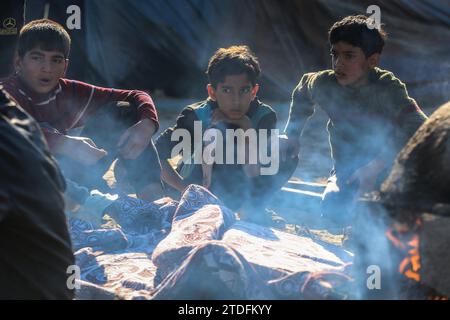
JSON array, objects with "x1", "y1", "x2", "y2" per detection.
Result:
[
  {"x1": 398, "y1": 234, "x2": 421, "y2": 282},
  {"x1": 385, "y1": 218, "x2": 422, "y2": 283},
  {"x1": 386, "y1": 218, "x2": 448, "y2": 299}
]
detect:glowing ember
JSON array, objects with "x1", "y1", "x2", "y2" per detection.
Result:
[
  {"x1": 398, "y1": 234, "x2": 421, "y2": 282},
  {"x1": 386, "y1": 219, "x2": 422, "y2": 283}
]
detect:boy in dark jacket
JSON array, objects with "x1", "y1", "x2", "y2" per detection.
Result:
[
  {"x1": 156, "y1": 46, "x2": 297, "y2": 226},
  {"x1": 0, "y1": 87, "x2": 75, "y2": 299}
]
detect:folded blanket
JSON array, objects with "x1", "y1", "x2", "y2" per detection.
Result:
[
  {"x1": 107, "y1": 196, "x2": 178, "y2": 234},
  {"x1": 151, "y1": 241, "x2": 274, "y2": 300},
  {"x1": 69, "y1": 184, "x2": 234, "y2": 298},
  {"x1": 151, "y1": 221, "x2": 353, "y2": 299},
  {"x1": 151, "y1": 185, "x2": 236, "y2": 284},
  {"x1": 222, "y1": 221, "x2": 353, "y2": 282},
  {"x1": 69, "y1": 184, "x2": 354, "y2": 299}
]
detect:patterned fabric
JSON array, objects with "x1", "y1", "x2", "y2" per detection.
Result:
[
  {"x1": 69, "y1": 184, "x2": 353, "y2": 300},
  {"x1": 152, "y1": 186, "x2": 236, "y2": 284},
  {"x1": 151, "y1": 241, "x2": 274, "y2": 300},
  {"x1": 222, "y1": 221, "x2": 353, "y2": 282},
  {"x1": 69, "y1": 194, "x2": 178, "y2": 299},
  {"x1": 267, "y1": 270, "x2": 352, "y2": 299},
  {"x1": 108, "y1": 196, "x2": 177, "y2": 234},
  {"x1": 151, "y1": 223, "x2": 353, "y2": 299}
]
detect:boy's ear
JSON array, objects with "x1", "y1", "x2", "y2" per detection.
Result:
[
  {"x1": 14, "y1": 53, "x2": 22, "y2": 74},
  {"x1": 207, "y1": 84, "x2": 216, "y2": 101},
  {"x1": 63, "y1": 59, "x2": 69, "y2": 77},
  {"x1": 251, "y1": 84, "x2": 260, "y2": 99},
  {"x1": 367, "y1": 53, "x2": 380, "y2": 68}
]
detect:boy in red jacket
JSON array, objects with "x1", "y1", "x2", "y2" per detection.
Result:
[{"x1": 1, "y1": 19, "x2": 164, "y2": 201}]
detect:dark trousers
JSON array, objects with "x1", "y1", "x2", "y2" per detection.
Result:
[
  {"x1": 57, "y1": 101, "x2": 163, "y2": 194},
  {"x1": 162, "y1": 122, "x2": 298, "y2": 209}
]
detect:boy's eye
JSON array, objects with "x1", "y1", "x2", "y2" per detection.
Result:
[
  {"x1": 53, "y1": 58, "x2": 63, "y2": 64},
  {"x1": 31, "y1": 55, "x2": 42, "y2": 61},
  {"x1": 221, "y1": 88, "x2": 231, "y2": 93},
  {"x1": 241, "y1": 88, "x2": 251, "y2": 94}
]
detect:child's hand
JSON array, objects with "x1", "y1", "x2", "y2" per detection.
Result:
[
  {"x1": 211, "y1": 109, "x2": 228, "y2": 125},
  {"x1": 233, "y1": 115, "x2": 252, "y2": 130},
  {"x1": 347, "y1": 166, "x2": 377, "y2": 195},
  {"x1": 60, "y1": 135, "x2": 107, "y2": 165},
  {"x1": 211, "y1": 109, "x2": 252, "y2": 130},
  {"x1": 347, "y1": 158, "x2": 386, "y2": 196},
  {"x1": 117, "y1": 118, "x2": 156, "y2": 159}
]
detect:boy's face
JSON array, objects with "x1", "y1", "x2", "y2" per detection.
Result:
[
  {"x1": 15, "y1": 47, "x2": 68, "y2": 95},
  {"x1": 330, "y1": 41, "x2": 379, "y2": 87},
  {"x1": 207, "y1": 73, "x2": 259, "y2": 120}
]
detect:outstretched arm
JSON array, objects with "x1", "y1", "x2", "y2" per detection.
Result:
[
  {"x1": 156, "y1": 107, "x2": 197, "y2": 192},
  {"x1": 281, "y1": 73, "x2": 317, "y2": 161}
]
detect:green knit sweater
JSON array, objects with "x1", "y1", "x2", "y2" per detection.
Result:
[{"x1": 284, "y1": 67, "x2": 428, "y2": 173}]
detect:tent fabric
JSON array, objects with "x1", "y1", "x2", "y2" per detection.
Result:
[
  {"x1": 1, "y1": 0, "x2": 449, "y2": 107},
  {"x1": 80, "y1": 0, "x2": 450, "y2": 109}
]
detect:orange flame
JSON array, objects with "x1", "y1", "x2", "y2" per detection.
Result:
[
  {"x1": 398, "y1": 234, "x2": 421, "y2": 282},
  {"x1": 386, "y1": 219, "x2": 422, "y2": 282},
  {"x1": 387, "y1": 219, "x2": 449, "y2": 299}
]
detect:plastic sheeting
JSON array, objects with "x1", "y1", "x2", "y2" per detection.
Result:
[{"x1": 2, "y1": 0, "x2": 450, "y2": 107}]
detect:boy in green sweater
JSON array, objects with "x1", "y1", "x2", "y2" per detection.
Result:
[{"x1": 281, "y1": 15, "x2": 428, "y2": 226}]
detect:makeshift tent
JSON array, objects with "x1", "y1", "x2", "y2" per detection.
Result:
[{"x1": 1, "y1": 0, "x2": 449, "y2": 108}]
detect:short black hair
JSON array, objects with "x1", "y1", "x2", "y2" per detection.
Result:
[
  {"x1": 206, "y1": 45, "x2": 261, "y2": 88},
  {"x1": 328, "y1": 15, "x2": 387, "y2": 57},
  {"x1": 17, "y1": 19, "x2": 71, "y2": 58}
]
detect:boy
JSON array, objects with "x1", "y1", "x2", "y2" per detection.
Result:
[
  {"x1": 0, "y1": 87, "x2": 74, "y2": 299},
  {"x1": 0, "y1": 19, "x2": 163, "y2": 201},
  {"x1": 156, "y1": 46, "x2": 297, "y2": 226},
  {"x1": 281, "y1": 15, "x2": 428, "y2": 226}
]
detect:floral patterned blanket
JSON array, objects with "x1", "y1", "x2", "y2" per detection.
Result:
[{"x1": 69, "y1": 185, "x2": 352, "y2": 299}]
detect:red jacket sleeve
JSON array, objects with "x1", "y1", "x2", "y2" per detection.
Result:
[{"x1": 61, "y1": 79, "x2": 159, "y2": 131}]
